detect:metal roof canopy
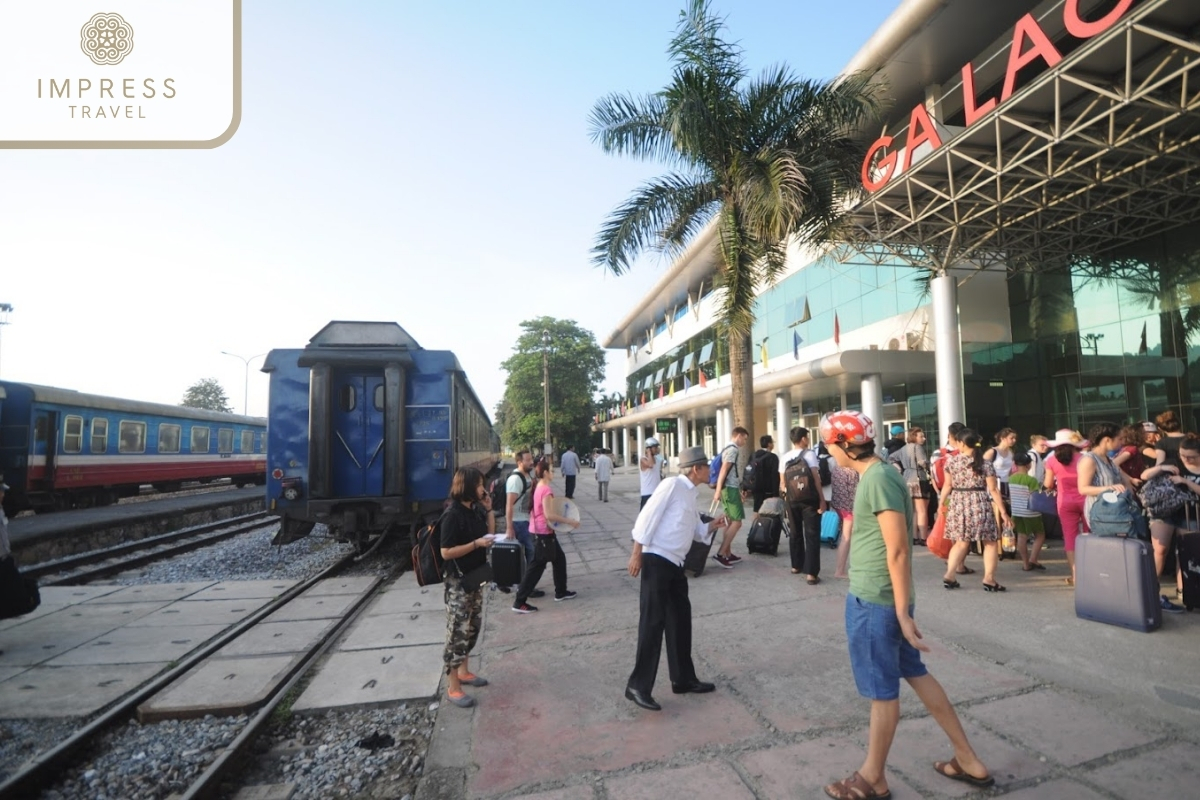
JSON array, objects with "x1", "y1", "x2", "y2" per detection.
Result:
[{"x1": 843, "y1": 0, "x2": 1200, "y2": 272}]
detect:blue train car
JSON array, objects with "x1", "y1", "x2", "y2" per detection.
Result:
[
  {"x1": 263, "y1": 321, "x2": 499, "y2": 545},
  {"x1": 0, "y1": 380, "x2": 267, "y2": 515}
]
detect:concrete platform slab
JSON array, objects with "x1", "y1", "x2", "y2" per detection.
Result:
[
  {"x1": 291, "y1": 645, "x2": 443, "y2": 714},
  {"x1": 365, "y1": 585, "x2": 445, "y2": 616},
  {"x1": 962, "y1": 689, "x2": 1157, "y2": 766},
  {"x1": 509, "y1": 787, "x2": 595, "y2": 800},
  {"x1": 739, "y1": 737, "x2": 923, "y2": 800},
  {"x1": 604, "y1": 761, "x2": 755, "y2": 800},
  {"x1": 338, "y1": 612, "x2": 444, "y2": 650},
  {"x1": 128, "y1": 598, "x2": 268, "y2": 627},
  {"x1": 0, "y1": 662, "x2": 164, "y2": 718},
  {"x1": 1086, "y1": 740, "x2": 1200, "y2": 798},
  {"x1": 1000, "y1": 779, "x2": 1112, "y2": 799},
  {"x1": 138, "y1": 653, "x2": 303, "y2": 722},
  {"x1": 43, "y1": 623, "x2": 229, "y2": 666},
  {"x1": 262, "y1": 594, "x2": 360, "y2": 623},
  {"x1": 300, "y1": 576, "x2": 377, "y2": 597},
  {"x1": 81, "y1": 582, "x2": 216, "y2": 604},
  {"x1": 0, "y1": 603, "x2": 70, "y2": 631},
  {"x1": 28, "y1": 586, "x2": 123, "y2": 609},
  {"x1": 216, "y1": 619, "x2": 337, "y2": 657},
  {"x1": 0, "y1": 623, "x2": 115, "y2": 667},
  {"x1": 0, "y1": 666, "x2": 29, "y2": 683},
  {"x1": 53, "y1": 600, "x2": 170, "y2": 625},
  {"x1": 186, "y1": 580, "x2": 297, "y2": 601}
]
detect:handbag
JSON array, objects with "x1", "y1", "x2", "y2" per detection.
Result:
[
  {"x1": 1138, "y1": 474, "x2": 1191, "y2": 519},
  {"x1": 927, "y1": 506, "x2": 952, "y2": 559},
  {"x1": 1029, "y1": 491, "x2": 1058, "y2": 516},
  {"x1": 454, "y1": 561, "x2": 494, "y2": 593},
  {"x1": 1089, "y1": 491, "x2": 1149, "y2": 540},
  {"x1": 0, "y1": 556, "x2": 41, "y2": 620}
]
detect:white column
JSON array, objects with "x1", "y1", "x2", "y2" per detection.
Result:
[
  {"x1": 677, "y1": 416, "x2": 686, "y2": 455},
  {"x1": 622, "y1": 427, "x2": 632, "y2": 468},
  {"x1": 775, "y1": 392, "x2": 789, "y2": 444},
  {"x1": 862, "y1": 373, "x2": 884, "y2": 435},
  {"x1": 723, "y1": 407, "x2": 734, "y2": 440},
  {"x1": 636, "y1": 426, "x2": 645, "y2": 460},
  {"x1": 932, "y1": 273, "x2": 967, "y2": 439}
]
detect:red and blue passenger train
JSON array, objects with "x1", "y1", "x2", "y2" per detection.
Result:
[{"x1": 0, "y1": 380, "x2": 267, "y2": 515}]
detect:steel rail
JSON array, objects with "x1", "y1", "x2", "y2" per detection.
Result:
[{"x1": 0, "y1": 550, "x2": 361, "y2": 799}]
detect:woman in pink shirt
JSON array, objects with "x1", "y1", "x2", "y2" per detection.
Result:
[
  {"x1": 512, "y1": 459, "x2": 580, "y2": 613},
  {"x1": 1042, "y1": 429, "x2": 1089, "y2": 586}
]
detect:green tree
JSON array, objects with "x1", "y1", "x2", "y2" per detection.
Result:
[
  {"x1": 590, "y1": 0, "x2": 880, "y2": 442},
  {"x1": 181, "y1": 378, "x2": 232, "y2": 412},
  {"x1": 499, "y1": 318, "x2": 606, "y2": 455}
]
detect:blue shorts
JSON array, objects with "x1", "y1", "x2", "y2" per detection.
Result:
[{"x1": 845, "y1": 594, "x2": 928, "y2": 701}]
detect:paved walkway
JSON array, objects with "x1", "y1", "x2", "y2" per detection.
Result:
[{"x1": 418, "y1": 465, "x2": 1200, "y2": 799}]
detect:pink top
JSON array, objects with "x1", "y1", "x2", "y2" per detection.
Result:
[
  {"x1": 1046, "y1": 453, "x2": 1084, "y2": 503},
  {"x1": 530, "y1": 483, "x2": 554, "y2": 534}
]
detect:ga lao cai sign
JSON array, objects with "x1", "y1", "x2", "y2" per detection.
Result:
[
  {"x1": 0, "y1": 1, "x2": 240, "y2": 148},
  {"x1": 861, "y1": 0, "x2": 1134, "y2": 191}
]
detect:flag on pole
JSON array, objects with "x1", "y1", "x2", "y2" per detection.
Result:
[
  {"x1": 760, "y1": 341, "x2": 769, "y2": 369},
  {"x1": 684, "y1": 375, "x2": 692, "y2": 391},
  {"x1": 1139, "y1": 321, "x2": 1148, "y2": 355},
  {"x1": 699, "y1": 369, "x2": 707, "y2": 388},
  {"x1": 640, "y1": 392, "x2": 646, "y2": 406},
  {"x1": 669, "y1": 380, "x2": 675, "y2": 396},
  {"x1": 793, "y1": 329, "x2": 802, "y2": 360},
  {"x1": 834, "y1": 312, "x2": 841, "y2": 348},
  {"x1": 658, "y1": 384, "x2": 664, "y2": 400}
]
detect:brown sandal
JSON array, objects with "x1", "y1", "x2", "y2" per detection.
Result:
[
  {"x1": 824, "y1": 771, "x2": 891, "y2": 800},
  {"x1": 933, "y1": 757, "x2": 995, "y2": 788}
]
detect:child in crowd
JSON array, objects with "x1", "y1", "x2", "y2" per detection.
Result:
[{"x1": 1007, "y1": 452, "x2": 1045, "y2": 571}]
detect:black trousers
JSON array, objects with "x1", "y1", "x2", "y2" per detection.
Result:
[
  {"x1": 786, "y1": 502, "x2": 822, "y2": 576},
  {"x1": 565, "y1": 474, "x2": 576, "y2": 498},
  {"x1": 516, "y1": 534, "x2": 567, "y2": 604},
  {"x1": 628, "y1": 553, "x2": 697, "y2": 695}
]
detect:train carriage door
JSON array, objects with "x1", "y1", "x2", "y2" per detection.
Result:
[
  {"x1": 35, "y1": 410, "x2": 59, "y2": 487},
  {"x1": 330, "y1": 373, "x2": 386, "y2": 497}
]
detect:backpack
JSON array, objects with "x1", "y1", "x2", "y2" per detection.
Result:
[
  {"x1": 783, "y1": 455, "x2": 819, "y2": 505},
  {"x1": 816, "y1": 443, "x2": 833, "y2": 486},
  {"x1": 742, "y1": 449, "x2": 770, "y2": 493},
  {"x1": 492, "y1": 471, "x2": 531, "y2": 515},
  {"x1": 708, "y1": 453, "x2": 722, "y2": 488},
  {"x1": 411, "y1": 512, "x2": 449, "y2": 587}
]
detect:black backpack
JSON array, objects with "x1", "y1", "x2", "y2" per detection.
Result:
[
  {"x1": 491, "y1": 471, "x2": 530, "y2": 515},
  {"x1": 816, "y1": 443, "x2": 833, "y2": 486},
  {"x1": 783, "y1": 454, "x2": 819, "y2": 505},
  {"x1": 742, "y1": 449, "x2": 770, "y2": 493},
  {"x1": 411, "y1": 513, "x2": 448, "y2": 587}
]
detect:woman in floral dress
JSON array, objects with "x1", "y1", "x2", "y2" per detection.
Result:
[{"x1": 938, "y1": 429, "x2": 1011, "y2": 592}]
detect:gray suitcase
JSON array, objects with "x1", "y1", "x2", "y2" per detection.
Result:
[
  {"x1": 1075, "y1": 535, "x2": 1161, "y2": 632},
  {"x1": 491, "y1": 540, "x2": 527, "y2": 588}
]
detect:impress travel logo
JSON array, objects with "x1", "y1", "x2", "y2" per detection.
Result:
[{"x1": 0, "y1": 1, "x2": 241, "y2": 148}]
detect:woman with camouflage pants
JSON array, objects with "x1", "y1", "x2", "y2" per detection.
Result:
[{"x1": 439, "y1": 467, "x2": 495, "y2": 708}]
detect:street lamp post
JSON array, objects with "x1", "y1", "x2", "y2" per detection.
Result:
[
  {"x1": 0, "y1": 303, "x2": 12, "y2": 378},
  {"x1": 542, "y1": 330, "x2": 551, "y2": 461},
  {"x1": 221, "y1": 350, "x2": 267, "y2": 415}
]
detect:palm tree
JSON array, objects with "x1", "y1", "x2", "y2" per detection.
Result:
[{"x1": 590, "y1": 0, "x2": 881, "y2": 440}]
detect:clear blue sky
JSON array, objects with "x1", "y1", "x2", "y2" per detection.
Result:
[{"x1": 0, "y1": 0, "x2": 898, "y2": 417}]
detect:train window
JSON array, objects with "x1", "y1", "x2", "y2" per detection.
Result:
[
  {"x1": 91, "y1": 418, "x2": 109, "y2": 453},
  {"x1": 240, "y1": 430, "x2": 254, "y2": 453},
  {"x1": 159, "y1": 424, "x2": 182, "y2": 454},
  {"x1": 218, "y1": 428, "x2": 234, "y2": 453},
  {"x1": 340, "y1": 385, "x2": 357, "y2": 412},
  {"x1": 63, "y1": 416, "x2": 84, "y2": 453},
  {"x1": 374, "y1": 385, "x2": 384, "y2": 411},
  {"x1": 119, "y1": 421, "x2": 147, "y2": 454},
  {"x1": 191, "y1": 426, "x2": 210, "y2": 453}
]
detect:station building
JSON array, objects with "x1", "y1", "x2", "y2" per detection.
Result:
[{"x1": 595, "y1": 0, "x2": 1200, "y2": 465}]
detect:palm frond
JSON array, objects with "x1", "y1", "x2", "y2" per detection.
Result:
[
  {"x1": 589, "y1": 92, "x2": 679, "y2": 164},
  {"x1": 592, "y1": 173, "x2": 720, "y2": 275},
  {"x1": 669, "y1": 0, "x2": 746, "y2": 90}
]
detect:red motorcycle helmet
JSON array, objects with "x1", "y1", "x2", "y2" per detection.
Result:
[{"x1": 819, "y1": 410, "x2": 876, "y2": 446}]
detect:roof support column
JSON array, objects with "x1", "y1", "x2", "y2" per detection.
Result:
[
  {"x1": 636, "y1": 426, "x2": 645, "y2": 463},
  {"x1": 932, "y1": 273, "x2": 967, "y2": 442},
  {"x1": 775, "y1": 392, "x2": 790, "y2": 443},
  {"x1": 861, "y1": 373, "x2": 883, "y2": 438}
]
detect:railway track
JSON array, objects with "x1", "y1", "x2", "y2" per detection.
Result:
[
  {"x1": 0, "y1": 551, "x2": 379, "y2": 799},
  {"x1": 25, "y1": 512, "x2": 277, "y2": 585}
]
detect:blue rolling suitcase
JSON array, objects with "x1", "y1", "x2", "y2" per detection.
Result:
[
  {"x1": 820, "y1": 510, "x2": 840, "y2": 548},
  {"x1": 491, "y1": 540, "x2": 527, "y2": 588},
  {"x1": 1075, "y1": 535, "x2": 1161, "y2": 632}
]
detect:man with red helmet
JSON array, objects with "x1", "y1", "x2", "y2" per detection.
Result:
[{"x1": 820, "y1": 411, "x2": 993, "y2": 800}]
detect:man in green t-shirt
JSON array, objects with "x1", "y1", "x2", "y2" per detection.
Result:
[{"x1": 819, "y1": 411, "x2": 993, "y2": 800}]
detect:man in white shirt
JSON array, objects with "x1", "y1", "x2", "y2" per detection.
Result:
[
  {"x1": 560, "y1": 445, "x2": 581, "y2": 499},
  {"x1": 626, "y1": 446, "x2": 726, "y2": 711},
  {"x1": 594, "y1": 449, "x2": 614, "y2": 502},
  {"x1": 639, "y1": 436, "x2": 664, "y2": 509}
]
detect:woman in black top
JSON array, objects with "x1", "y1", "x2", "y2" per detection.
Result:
[{"x1": 439, "y1": 467, "x2": 495, "y2": 708}]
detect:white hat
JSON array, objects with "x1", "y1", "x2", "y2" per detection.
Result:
[
  {"x1": 1046, "y1": 428, "x2": 1088, "y2": 449},
  {"x1": 645, "y1": 437, "x2": 659, "y2": 448}
]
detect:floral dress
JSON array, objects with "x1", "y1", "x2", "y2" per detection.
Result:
[
  {"x1": 830, "y1": 465, "x2": 859, "y2": 514},
  {"x1": 945, "y1": 454, "x2": 1000, "y2": 542}
]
